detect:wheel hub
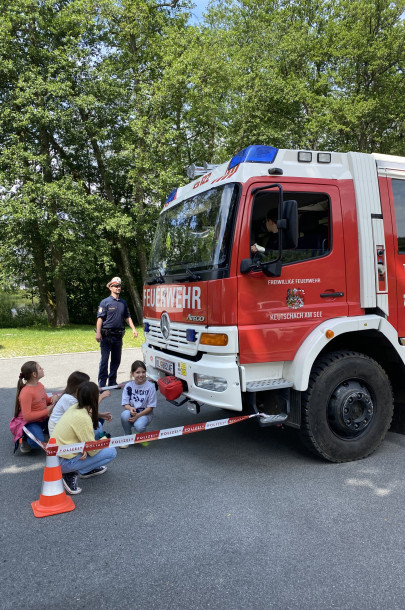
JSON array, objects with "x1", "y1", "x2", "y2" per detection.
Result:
[{"x1": 328, "y1": 380, "x2": 374, "y2": 437}]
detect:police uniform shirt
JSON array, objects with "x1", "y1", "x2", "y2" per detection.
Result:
[{"x1": 97, "y1": 295, "x2": 130, "y2": 329}]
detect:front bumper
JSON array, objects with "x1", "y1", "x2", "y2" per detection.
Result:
[{"x1": 142, "y1": 344, "x2": 243, "y2": 411}]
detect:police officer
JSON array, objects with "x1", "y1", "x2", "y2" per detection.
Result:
[{"x1": 96, "y1": 276, "x2": 138, "y2": 388}]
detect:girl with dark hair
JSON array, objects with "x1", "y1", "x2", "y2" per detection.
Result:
[
  {"x1": 13, "y1": 361, "x2": 58, "y2": 453},
  {"x1": 48, "y1": 371, "x2": 90, "y2": 435},
  {"x1": 53, "y1": 381, "x2": 117, "y2": 495},
  {"x1": 120, "y1": 360, "x2": 156, "y2": 448},
  {"x1": 48, "y1": 372, "x2": 112, "y2": 435}
]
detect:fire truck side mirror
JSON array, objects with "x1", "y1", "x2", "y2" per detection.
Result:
[
  {"x1": 240, "y1": 259, "x2": 253, "y2": 274},
  {"x1": 281, "y1": 199, "x2": 298, "y2": 249},
  {"x1": 240, "y1": 258, "x2": 282, "y2": 277}
]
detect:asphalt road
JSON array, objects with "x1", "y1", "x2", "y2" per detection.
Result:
[{"x1": 1, "y1": 350, "x2": 405, "y2": 610}]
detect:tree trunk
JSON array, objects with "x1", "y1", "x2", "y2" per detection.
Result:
[
  {"x1": 83, "y1": 114, "x2": 143, "y2": 322},
  {"x1": 30, "y1": 221, "x2": 56, "y2": 325},
  {"x1": 137, "y1": 246, "x2": 148, "y2": 286},
  {"x1": 40, "y1": 126, "x2": 70, "y2": 325},
  {"x1": 118, "y1": 238, "x2": 143, "y2": 323},
  {"x1": 51, "y1": 244, "x2": 70, "y2": 326},
  {"x1": 133, "y1": 191, "x2": 148, "y2": 284}
]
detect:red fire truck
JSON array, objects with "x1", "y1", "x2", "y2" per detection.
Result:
[{"x1": 142, "y1": 144, "x2": 405, "y2": 462}]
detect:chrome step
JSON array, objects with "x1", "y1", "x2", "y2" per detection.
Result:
[
  {"x1": 257, "y1": 412, "x2": 289, "y2": 426},
  {"x1": 246, "y1": 379, "x2": 293, "y2": 392}
]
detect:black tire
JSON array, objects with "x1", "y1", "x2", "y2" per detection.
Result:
[{"x1": 300, "y1": 350, "x2": 393, "y2": 462}]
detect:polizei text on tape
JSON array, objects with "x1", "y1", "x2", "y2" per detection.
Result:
[{"x1": 24, "y1": 414, "x2": 258, "y2": 456}]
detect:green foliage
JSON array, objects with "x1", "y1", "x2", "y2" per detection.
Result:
[
  {"x1": 205, "y1": 0, "x2": 405, "y2": 153},
  {"x1": 1, "y1": 0, "x2": 405, "y2": 328},
  {"x1": 0, "y1": 0, "x2": 194, "y2": 325},
  {"x1": 0, "y1": 295, "x2": 47, "y2": 328}
]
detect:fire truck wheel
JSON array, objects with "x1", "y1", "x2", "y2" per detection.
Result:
[{"x1": 300, "y1": 350, "x2": 393, "y2": 463}]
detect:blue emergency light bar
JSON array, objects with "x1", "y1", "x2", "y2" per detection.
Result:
[
  {"x1": 228, "y1": 145, "x2": 279, "y2": 170},
  {"x1": 166, "y1": 188, "x2": 178, "y2": 204}
]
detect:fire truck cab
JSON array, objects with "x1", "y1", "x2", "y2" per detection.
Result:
[{"x1": 142, "y1": 144, "x2": 405, "y2": 462}]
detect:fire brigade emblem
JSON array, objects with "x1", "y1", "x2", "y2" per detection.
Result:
[{"x1": 286, "y1": 288, "x2": 305, "y2": 309}]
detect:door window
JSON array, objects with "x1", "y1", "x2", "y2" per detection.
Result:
[
  {"x1": 392, "y1": 179, "x2": 405, "y2": 252},
  {"x1": 250, "y1": 191, "x2": 330, "y2": 264}
]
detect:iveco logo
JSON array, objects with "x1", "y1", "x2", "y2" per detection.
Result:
[
  {"x1": 160, "y1": 312, "x2": 171, "y2": 340},
  {"x1": 187, "y1": 314, "x2": 205, "y2": 322}
]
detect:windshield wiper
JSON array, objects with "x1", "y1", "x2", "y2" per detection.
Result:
[
  {"x1": 176, "y1": 262, "x2": 201, "y2": 282},
  {"x1": 147, "y1": 271, "x2": 166, "y2": 285}
]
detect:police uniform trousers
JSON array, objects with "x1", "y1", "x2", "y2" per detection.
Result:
[{"x1": 98, "y1": 333, "x2": 123, "y2": 387}]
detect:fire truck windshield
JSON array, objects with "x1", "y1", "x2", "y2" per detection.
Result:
[{"x1": 148, "y1": 183, "x2": 239, "y2": 278}]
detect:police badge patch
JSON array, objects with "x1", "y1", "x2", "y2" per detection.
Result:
[{"x1": 98, "y1": 307, "x2": 103, "y2": 313}]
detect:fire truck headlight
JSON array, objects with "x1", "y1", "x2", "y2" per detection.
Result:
[
  {"x1": 194, "y1": 374, "x2": 227, "y2": 392},
  {"x1": 200, "y1": 333, "x2": 228, "y2": 346}
]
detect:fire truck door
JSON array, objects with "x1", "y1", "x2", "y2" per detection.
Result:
[{"x1": 238, "y1": 183, "x2": 348, "y2": 365}]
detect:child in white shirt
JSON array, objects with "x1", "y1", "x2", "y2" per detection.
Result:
[
  {"x1": 49, "y1": 371, "x2": 111, "y2": 435},
  {"x1": 120, "y1": 361, "x2": 156, "y2": 446}
]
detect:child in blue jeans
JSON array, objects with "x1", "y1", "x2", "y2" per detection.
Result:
[
  {"x1": 120, "y1": 361, "x2": 156, "y2": 448},
  {"x1": 53, "y1": 381, "x2": 116, "y2": 495}
]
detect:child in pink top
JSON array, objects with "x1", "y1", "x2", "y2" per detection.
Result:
[{"x1": 14, "y1": 361, "x2": 58, "y2": 453}]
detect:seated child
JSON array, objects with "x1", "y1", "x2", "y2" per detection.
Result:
[
  {"x1": 13, "y1": 361, "x2": 59, "y2": 453},
  {"x1": 120, "y1": 360, "x2": 156, "y2": 447},
  {"x1": 49, "y1": 371, "x2": 112, "y2": 436},
  {"x1": 53, "y1": 381, "x2": 117, "y2": 495}
]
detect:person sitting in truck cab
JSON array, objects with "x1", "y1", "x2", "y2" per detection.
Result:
[{"x1": 251, "y1": 211, "x2": 279, "y2": 257}]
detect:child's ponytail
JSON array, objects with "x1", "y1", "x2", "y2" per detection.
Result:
[{"x1": 14, "y1": 361, "x2": 38, "y2": 417}]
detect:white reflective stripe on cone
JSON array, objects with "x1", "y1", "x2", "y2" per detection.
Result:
[
  {"x1": 40, "y1": 479, "x2": 65, "y2": 496},
  {"x1": 44, "y1": 454, "x2": 60, "y2": 467}
]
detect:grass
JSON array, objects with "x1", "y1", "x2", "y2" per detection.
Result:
[{"x1": 0, "y1": 324, "x2": 145, "y2": 358}]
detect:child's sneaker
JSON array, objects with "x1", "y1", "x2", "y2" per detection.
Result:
[
  {"x1": 79, "y1": 466, "x2": 107, "y2": 479},
  {"x1": 140, "y1": 441, "x2": 150, "y2": 447},
  {"x1": 19, "y1": 439, "x2": 31, "y2": 454},
  {"x1": 62, "y1": 472, "x2": 82, "y2": 495},
  {"x1": 119, "y1": 444, "x2": 130, "y2": 449}
]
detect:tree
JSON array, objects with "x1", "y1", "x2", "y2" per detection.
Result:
[
  {"x1": 324, "y1": 0, "x2": 405, "y2": 153},
  {"x1": 203, "y1": 0, "x2": 405, "y2": 155},
  {"x1": 0, "y1": 0, "x2": 112, "y2": 324},
  {"x1": 2, "y1": 0, "x2": 405, "y2": 329},
  {"x1": 0, "y1": 0, "x2": 193, "y2": 324}
]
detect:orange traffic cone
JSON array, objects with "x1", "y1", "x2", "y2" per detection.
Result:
[{"x1": 31, "y1": 438, "x2": 75, "y2": 518}]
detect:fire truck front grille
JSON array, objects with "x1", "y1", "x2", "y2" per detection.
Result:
[{"x1": 146, "y1": 320, "x2": 201, "y2": 356}]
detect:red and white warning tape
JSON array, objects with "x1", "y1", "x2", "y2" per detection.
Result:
[
  {"x1": 23, "y1": 414, "x2": 258, "y2": 456},
  {"x1": 23, "y1": 427, "x2": 47, "y2": 451},
  {"x1": 46, "y1": 382, "x2": 129, "y2": 397},
  {"x1": 98, "y1": 381, "x2": 129, "y2": 391}
]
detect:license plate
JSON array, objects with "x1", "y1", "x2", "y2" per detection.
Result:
[{"x1": 155, "y1": 356, "x2": 174, "y2": 375}]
